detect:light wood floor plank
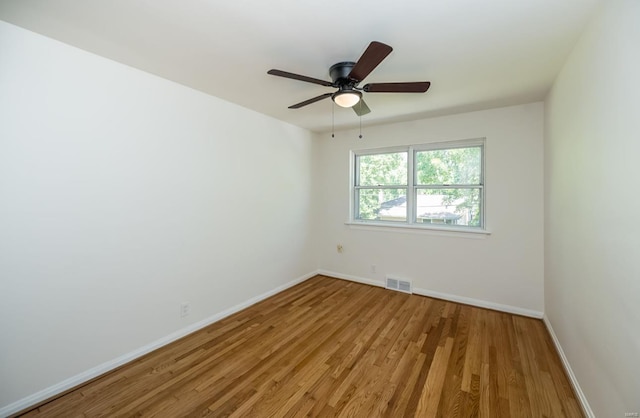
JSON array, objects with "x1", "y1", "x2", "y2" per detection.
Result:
[{"x1": 14, "y1": 276, "x2": 583, "y2": 417}]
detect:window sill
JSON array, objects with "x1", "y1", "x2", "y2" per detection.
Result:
[{"x1": 344, "y1": 221, "x2": 491, "y2": 238}]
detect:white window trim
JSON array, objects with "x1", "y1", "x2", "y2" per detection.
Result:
[{"x1": 349, "y1": 138, "x2": 488, "y2": 235}]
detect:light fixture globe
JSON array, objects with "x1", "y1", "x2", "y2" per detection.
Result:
[{"x1": 332, "y1": 89, "x2": 362, "y2": 108}]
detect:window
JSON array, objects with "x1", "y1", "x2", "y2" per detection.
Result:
[{"x1": 352, "y1": 139, "x2": 484, "y2": 230}]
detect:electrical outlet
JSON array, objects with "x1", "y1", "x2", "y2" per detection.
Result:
[
  {"x1": 337, "y1": 244, "x2": 344, "y2": 253},
  {"x1": 180, "y1": 302, "x2": 190, "y2": 318},
  {"x1": 371, "y1": 265, "x2": 377, "y2": 273}
]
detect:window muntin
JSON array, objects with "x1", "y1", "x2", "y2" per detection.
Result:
[{"x1": 352, "y1": 140, "x2": 484, "y2": 230}]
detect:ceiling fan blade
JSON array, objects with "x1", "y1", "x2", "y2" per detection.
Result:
[
  {"x1": 363, "y1": 81, "x2": 431, "y2": 93},
  {"x1": 288, "y1": 93, "x2": 333, "y2": 109},
  {"x1": 362, "y1": 81, "x2": 431, "y2": 93},
  {"x1": 348, "y1": 41, "x2": 393, "y2": 82},
  {"x1": 352, "y1": 99, "x2": 371, "y2": 116},
  {"x1": 268, "y1": 69, "x2": 333, "y2": 87}
]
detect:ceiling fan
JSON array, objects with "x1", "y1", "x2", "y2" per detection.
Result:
[{"x1": 267, "y1": 41, "x2": 431, "y2": 116}]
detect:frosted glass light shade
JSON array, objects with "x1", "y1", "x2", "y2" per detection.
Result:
[{"x1": 332, "y1": 90, "x2": 362, "y2": 108}]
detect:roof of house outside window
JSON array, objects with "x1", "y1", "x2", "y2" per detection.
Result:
[{"x1": 378, "y1": 195, "x2": 463, "y2": 221}]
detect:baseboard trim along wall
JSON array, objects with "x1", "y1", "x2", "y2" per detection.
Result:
[
  {"x1": 317, "y1": 270, "x2": 386, "y2": 289},
  {"x1": 317, "y1": 269, "x2": 544, "y2": 319},
  {"x1": 413, "y1": 287, "x2": 543, "y2": 319},
  {"x1": 0, "y1": 271, "x2": 318, "y2": 418},
  {"x1": 542, "y1": 315, "x2": 595, "y2": 418}
]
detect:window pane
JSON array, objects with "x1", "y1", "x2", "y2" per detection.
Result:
[
  {"x1": 415, "y1": 188, "x2": 481, "y2": 226},
  {"x1": 357, "y1": 188, "x2": 407, "y2": 221},
  {"x1": 415, "y1": 147, "x2": 481, "y2": 185},
  {"x1": 357, "y1": 152, "x2": 407, "y2": 186}
]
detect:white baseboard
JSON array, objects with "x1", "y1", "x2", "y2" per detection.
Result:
[
  {"x1": 317, "y1": 269, "x2": 385, "y2": 289},
  {"x1": 0, "y1": 271, "x2": 318, "y2": 418},
  {"x1": 542, "y1": 315, "x2": 594, "y2": 418},
  {"x1": 317, "y1": 269, "x2": 543, "y2": 318},
  {"x1": 413, "y1": 287, "x2": 543, "y2": 318}
]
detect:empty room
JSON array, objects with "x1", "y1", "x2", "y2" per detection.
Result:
[{"x1": 0, "y1": 0, "x2": 638, "y2": 417}]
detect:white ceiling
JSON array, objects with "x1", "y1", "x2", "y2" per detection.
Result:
[{"x1": 0, "y1": 0, "x2": 599, "y2": 132}]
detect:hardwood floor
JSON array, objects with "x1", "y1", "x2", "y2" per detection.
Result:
[{"x1": 17, "y1": 276, "x2": 583, "y2": 417}]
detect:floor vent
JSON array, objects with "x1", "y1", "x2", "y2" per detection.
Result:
[{"x1": 385, "y1": 276, "x2": 412, "y2": 294}]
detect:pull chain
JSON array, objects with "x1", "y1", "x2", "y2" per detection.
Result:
[
  {"x1": 359, "y1": 101, "x2": 363, "y2": 139},
  {"x1": 331, "y1": 102, "x2": 335, "y2": 138}
]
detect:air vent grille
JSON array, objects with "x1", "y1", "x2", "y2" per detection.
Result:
[{"x1": 385, "y1": 276, "x2": 412, "y2": 294}]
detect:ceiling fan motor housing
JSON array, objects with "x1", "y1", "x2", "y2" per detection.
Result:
[{"x1": 329, "y1": 62, "x2": 356, "y2": 86}]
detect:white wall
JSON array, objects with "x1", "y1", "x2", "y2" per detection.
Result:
[
  {"x1": 315, "y1": 103, "x2": 544, "y2": 314},
  {"x1": 0, "y1": 21, "x2": 317, "y2": 410},
  {"x1": 544, "y1": 1, "x2": 640, "y2": 416}
]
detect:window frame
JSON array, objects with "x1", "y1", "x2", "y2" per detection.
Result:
[{"x1": 350, "y1": 138, "x2": 486, "y2": 232}]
